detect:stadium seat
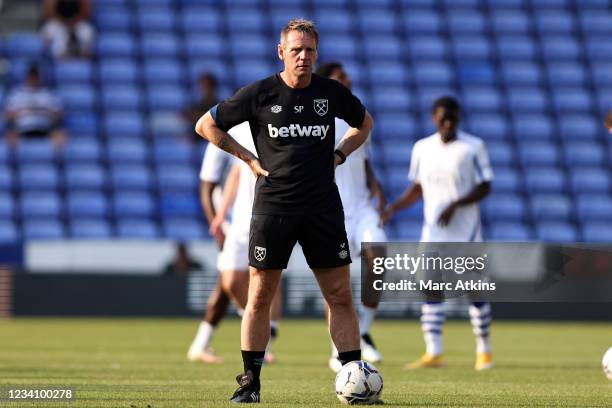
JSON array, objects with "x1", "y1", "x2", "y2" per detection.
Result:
[
  {"x1": 146, "y1": 86, "x2": 188, "y2": 111},
  {"x1": 16, "y1": 140, "x2": 55, "y2": 162},
  {"x1": 143, "y1": 60, "x2": 184, "y2": 84},
  {"x1": 452, "y1": 36, "x2": 493, "y2": 60},
  {"x1": 541, "y1": 37, "x2": 582, "y2": 61},
  {"x1": 367, "y1": 63, "x2": 409, "y2": 86},
  {"x1": 414, "y1": 63, "x2": 453, "y2": 86},
  {"x1": 497, "y1": 36, "x2": 537, "y2": 60},
  {"x1": 162, "y1": 218, "x2": 205, "y2": 240},
  {"x1": 0, "y1": 221, "x2": 18, "y2": 243},
  {"x1": 315, "y1": 9, "x2": 354, "y2": 34},
  {"x1": 447, "y1": 12, "x2": 486, "y2": 34},
  {"x1": 159, "y1": 194, "x2": 201, "y2": 217},
  {"x1": 104, "y1": 112, "x2": 145, "y2": 140},
  {"x1": 140, "y1": 34, "x2": 180, "y2": 58},
  {"x1": 150, "y1": 113, "x2": 187, "y2": 138},
  {"x1": 62, "y1": 138, "x2": 102, "y2": 163},
  {"x1": 5, "y1": 33, "x2": 43, "y2": 58},
  {"x1": 230, "y1": 35, "x2": 268, "y2": 59},
  {"x1": 581, "y1": 222, "x2": 612, "y2": 242},
  {"x1": 382, "y1": 143, "x2": 412, "y2": 169},
  {"x1": 491, "y1": 11, "x2": 531, "y2": 35},
  {"x1": 585, "y1": 37, "x2": 612, "y2": 62},
  {"x1": 485, "y1": 141, "x2": 514, "y2": 165},
  {"x1": 0, "y1": 143, "x2": 9, "y2": 164},
  {"x1": 492, "y1": 167, "x2": 521, "y2": 193},
  {"x1": 558, "y1": 114, "x2": 599, "y2": 140},
  {"x1": 226, "y1": 9, "x2": 264, "y2": 33},
  {"x1": 371, "y1": 88, "x2": 412, "y2": 112},
  {"x1": 393, "y1": 220, "x2": 423, "y2": 240},
  {"x1": 488, "y1": 222, "x2": 532, "y2": 241},
  {"x1": 157, "y1": 165, "x2": 198, "y2": 192},
  {"x1": 111, "y1": 164, "x2": 153, "y2": 190},
  {"x1": 357, "y1": 10, "x2": 398, "y2": 34},
  {"x1": 98, "y1": 59, "x2": 139, "y2": 84},
  {"x1": 551, "y1": 88, "x2": 593, "y2": 113},
  {"x1": 269, "y1": 9, "x2": 309, "y2": 31},
  {"x1": 376, "y1": 114, "x2": 418, "y2": 140},
  {"x1": 23, "y1": 219, "x2": 65, "y2": 239},
  {"x1": 67, "y1": 192, "x2": 110, "y2": 218},
  {"x1": 465, "y1": 114, "x2": 509, "y2": 141},
  {"x1": 234, "y1": 60, "x2": 273, "y2": 87},
  {"x1": 54, "y1": 60, "x2": 94, "y2": 84},
  {"x1": 569, "y1": 168, "x2": 610, "y2": 194},
  {"x1": 113, "y1": 192, "x2": 156, "y2": 217},
  {"x1": 58, "y1": 85, "x2": 97, "y2": 111},
  {"x1": 65, "y1": 164, "x2": 107, "y2": 190},
  {"x1": 461, "y1": 87, "x2": 503, "y2": 113},
  {"x1": 402, "y1": 10, "x2": 441, "y2": 35},
  {"x1": 563, "y1": 142, "x2": 605, "y2": 167},
  {"x1": 185, "y1": 34, "x2": 223, "y2": 59},
  {"x1": 137, "y1": 8, "x2": 177, "y2": 32},
  {"x1": 535, "y1": 12, "x2": 575, "y2": 35},
  {"x1": 20, "y1": 192, "x2": 62, "y2": 217},
  {"x1": 18, "y1": 165, "x2": 60, "y2": 190},
  {"x1": 117, "y1": 219, "x2": 159, "y2": 239},
  {"x1": 579, "y1": 11, "x2": 612, "y2": 36},
  {"x1": 180, "y1": 7, "x2": 221, "y2": 33},
  {"x1": 485, "y1": 0, "x2": 526, "y2": 9},
  {"x1": 95, "y1": 8, "x2": 133, "y2": 32},
  {"x1": 524, "y1": 168, "x2": 566, "y2": 193},
  {"x1": 546, "y1": 62, "x2": 587, "y2": 87},
  {"x1": 596, "y1": 89, "x2": 612, "y2": 116},
  {"x1": 576, "y1": 195, "x2": 612, "y2": 222},
  {"x1": 507, "y1": 88, "x2": 548, "y2": 113},
  {"x1": 482, "y1": 194, "x2": 526, "y2": 221},
  {"x1": 591, "y1": 63, "x2": 612, "y2": 87},
  {"x1": 189, "y1": 60, "x2": 231, "y2": 85},
  {"x1": 501, "y1": 62, "x2": 543, "y2": 86},
  {"x1": 408, "y1": 36, "x2": 448, "y2": 61},
  {"x1": 0, "y1": 193, "x2": 15, "y2": 218},
  {"x1": 535, "y1": 221, "x2": 578, "y2": 242},
  {"x1": 97, "y1": 34, "x2": 136, "y2": 58},
  {"x1": 457, "y1": 63, "x2": 496, "y2": 85},
  {"x1": 153, "y1": 142, "x2": 192, "y2": 164},
  {"x1": 416, "y1": 86, "x2": 458, "y2": 114},
  {"x1": 65, "y1": 112, "x2": 98, "y2": 135},
  {"x1": 0, "y1": 166, "x2": 13, "y2": 191},
  {"x1": 70, "y1": 219, "x2": 112, "y2": 239},
  {"x1": 513, "y1": 114, "x2": 555, "y2": 140},
  {"x1": 101, "y1": 85, "x2": 142, "y2": 111},
  {"x1": 364, "y1": 36, "x2": 401, "y2": 60},
  {"x1": 530, "y1": 194, "x2": 573, "y2": 221},
  {"x1": 319, "y1": 35, "x2": 357, "y2": 60},
  {"x1": 107, "y1": 139, "x2": 149, "y2": 164}
]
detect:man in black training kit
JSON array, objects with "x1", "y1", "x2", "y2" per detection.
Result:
[{"x1": 196, "y1": 19, "x2": 374, "y2": 403}]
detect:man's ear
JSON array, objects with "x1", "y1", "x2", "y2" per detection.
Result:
[{"x1": 277, "y1": 44, "x2": 283, "y2": 61}]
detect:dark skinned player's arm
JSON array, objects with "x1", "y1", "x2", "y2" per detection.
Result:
[
  {"x1": 199, "y1": 180, "x2": 219, "y2": 225},
  {"x1": 382, "y1": 183, "x2": 423, "y2": 224},
  {"x1": 438, "y1": 182, "x2": 491, "y2": 226},
  {"x1": 364, "y1": 158, "x2": 386, "y2": 212}
]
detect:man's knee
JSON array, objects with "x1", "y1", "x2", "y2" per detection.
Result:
[{"x1": 325, "y1": 284, "x2": 354, "y2": 310}]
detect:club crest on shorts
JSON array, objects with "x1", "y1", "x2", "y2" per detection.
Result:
[
  {"x1": 313, "y1": 99, "x2": 328, "y2": 116},
  {"x1": 339, "y1": 243, "x2": 348, "y2": 260},
  {"x1": 254, "y1": 246, "x2": 267, "y2": 262}
]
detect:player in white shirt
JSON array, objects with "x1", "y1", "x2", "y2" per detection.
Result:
[
  {"x1": 316, "y1": 62, "x2": 387, "y2": 372},
  {"x1": 188, "y1": 122, "x2": 282, "y2": 364},
  {"x1": 382, "y1": 96, "x2": 494, "y2": 371}
]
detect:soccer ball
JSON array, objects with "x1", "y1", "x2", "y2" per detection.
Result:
[
  {"x1": 335, "y1": 360, "x2": 383, "y2": 405},
  {"x1": 603, "y1": 347, "x2": 612, "y2": 380}
]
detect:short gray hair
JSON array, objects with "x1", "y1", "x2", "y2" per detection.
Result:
[{"x1": 280, "y1": 18, "x2": 319, "y2": 47}]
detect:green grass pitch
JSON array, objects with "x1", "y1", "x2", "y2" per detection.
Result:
[{"x1": 0, "y1": 318, "x2": 610, "y2": 407}]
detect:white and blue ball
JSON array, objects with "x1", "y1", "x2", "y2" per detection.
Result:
[{"x1": 335, "y1": 360, "x2": 383, "y2": 405}]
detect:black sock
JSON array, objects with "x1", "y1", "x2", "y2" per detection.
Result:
[
  {"x1": 338, "y1": 349, "x2": 361, "y2": 366},
  {"x1": 270, "y1": 326, "x2": 278, "y2": 340},
  {"x1": 241, "y1": 350, "x2": 265, "y2": 388}
]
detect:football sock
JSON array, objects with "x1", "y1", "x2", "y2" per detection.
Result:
[
  {"x1": 241, "y1": 350, "x2": 265, "y2": 389},
  {"x1": 359, "y1": 305, "x2": 377, "y2": 336},
  {"x1": 269, "y1": 320, "x2": 279, "y2": 340},
  {"x1": 236, "y1": 308, "x2": 244, "y2": 317},
  {"x1": 361, "y1": 332, "x2": 377, "y2": 348},
  {"x1": 338, "y1": 349, "x2": 361, "y2": 366},
  {"x1": 330, "y1": 341, "x2": 339, "y2": 358},
  {"x1": 469, "y1": 302, "x2": 492, "y2": 354},
  {"x1": 421, "y1": 302, "x2": 444, "y2": 356},
  {"x1": 193, "y1": 321, "x2": 215, "y2": 351}
]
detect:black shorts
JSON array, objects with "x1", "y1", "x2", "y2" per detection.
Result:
[{"x1": 248, "y1": 210, "x2": 352, "y2": 270}]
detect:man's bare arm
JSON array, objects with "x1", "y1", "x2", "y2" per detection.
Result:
[
  {"x1": 438, "y1": 182, "x2": 491, "y2": 226},
  {"x1": 381, "y1": 183, "x2": 423, "y2": 224},
  {"x1": 199, "y1": 180, "x2": 219, "y2": 225},
  {"x1": 364, "y1": 159, "x2": 386, "y2": 213},
  {"x1": 195, "y1": 112, "x2": 268, "y2": 177},
  {"x1": 334, "y1": 110, "x2": 374, "y2": 165}
]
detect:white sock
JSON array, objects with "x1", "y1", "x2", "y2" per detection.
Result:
[
  {"x1": 359, "y1": 305, "x2": 377, "y2": 336},
  {"x1": 236, "y1": 308, "x2": 244, "y2": 317},
  {"x1": 469, "y1": 303, "x2": 492, "y2": 354},
  {"x1": 421, "y1": 302, "x2": 444, "y2": 356},
  {"x1": 330, "y1": 339, "x2": 339, "y2": 358},
  {"x1": 191, "y1": 321, "x2": 214, "y2": 352}
]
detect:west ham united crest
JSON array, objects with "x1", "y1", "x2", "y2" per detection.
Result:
[
  {"x1": 254, "y1": 246, "x2": 267, "y2": 261},
  {"x1": 313, "y1": 99, "x2": 328, "y2": 116}
]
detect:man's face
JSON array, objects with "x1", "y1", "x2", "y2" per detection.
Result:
[
  {"x1": 432, "y1": 106, "x2": 460, "y2": 142},
  {"x1": 329, "y1": 67, "x2": 352, "y2": 89},
  {"x1": 26, "y1": 72, "x2": 41, "y2": 87},
  {"x1": 278, "y1": 30, "x2": 318, "y2": 80}
]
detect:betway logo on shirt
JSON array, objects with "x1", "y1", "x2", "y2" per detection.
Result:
[{"x1": 267, "y1": 124, "x2": 329, "y2": 140}]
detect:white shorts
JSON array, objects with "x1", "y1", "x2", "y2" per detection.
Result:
[
  {"x1": 216, "y1": 224, "x2": 249, "y2": 272},
  {"x1": 345, "y1": 205, "x2": 387, "y2": 256}
]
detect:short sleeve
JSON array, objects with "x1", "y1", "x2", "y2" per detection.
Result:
[
  {"x1": 200, "y1": 142, "x2": 229, "y2": 182},
  {"x1": 407, "y1": 142, "x2": 421, "y2": 182},
  {"x1": 335, "y1": 83, "x2": 366, "y2": 129},
  {"x1": 212, "y1": 84, "x2": 257, "y2": 132},
  {"x1": 473, "y1": 141, "x2": 494, "y2": 184}
]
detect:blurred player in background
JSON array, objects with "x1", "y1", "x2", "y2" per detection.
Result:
[
  {"x1": 382, "y1": 96, "x2": 494, "y2": 371},
  {"x1": 605, "y1": 110, "x2": 612, "y2": 134},
  {"x1": 316, "y1": 61, "x2": 387, "y2": 373},
  {"x1": 208, "y1": 122, "x2": 283, "y2": 364},
  {"x1": 196, "y1": 19, "x2": 373, "y2": 403}
]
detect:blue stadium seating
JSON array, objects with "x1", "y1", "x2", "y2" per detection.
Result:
[
  {"x1": 576, "y1": 195, "x2": 612, "y2": 222},
  {"x1": 113, "y1": 192, "x2": 156, "y2": 217},
  {"x1": 95, "y1": 8, "x2": 133, "y2": 32},
  {"x1": 16, "y1": 140, "x2": 55, "y2": 162},
  {"x1": 20, "y1": 192, "x2": 62, "y2": 218},
  {"x1": 508, "y1": 88, "x2": 548, "y2": 113},
  {"x1": 591, "y1": 63, "x2": 612, "y2": 88},
  {"x1": 486, "y1": 141, "x2": 514, "y2": 165},
  {"x1": 501, "y1": 62, "x2": 542, "y2": 86},
  {"x1": 364, "y1": 37, "x2": 401, "y2": 60},
  {"x1": 0, "y1": 166, "x2": 13, "y2": 191},
  {"x1": 536, "y1": 221, "x2": 578, "y2": 242},
  {"x1": 99, "y1": 59, "x2": 139, "y2": 84},
  {"x1": 70, "y1": 219, "x2": 112, "y2": 238},
  {"x1": 371, "y1": 88, "x2": 412, "y2": 112},
  {"x1": 159, "y1": 194, "x2": 201, "y2": 217},
  {"x1": 111, "y1": 165, "x2": 153, "y2": 190},
  {"x1": 143, "y1": 60, "x2": 183, "y2": 84},
  {"x1": 513, "y1": 114, "x2": 554, "y2": 140},
  {"x1": 466, "y1": 114, "x2": 509, "y2": 141},
  {"x1": 0, "y1": 193, "x2": 15, "y2": 218},
  {"x1": 163, "y1": 218, "x2": 205, "y2": 240},
  {"x1": 582, "y1": 222, "x2": 612, "y2": 242},
  {"x1": 448, "y1": 12, "x2": 487, "y2": 34},
  {"x1": 117, "y1": 219, "x2": 159, "y2": 239},
  {"x1": 0, "y1": 221, "x2": 18, "y2": 243},
  {"x1": 141, "y1": 34, "x2": 181, "y2": 58},
  {"x1": 402, "y1": 10, "x2": 441, "y2": 34},
  {"x1": 230, "y1": 35, "x2": 268, "y2": 59},
  {"x1": 104, "y1": 112, "x2": 145, "y2": 138},
  {"x1": 97, "y1": 34, "x2": 136, "y2": 57},
  {"x1": 530, "y1": 194, "x2": 573, "y2": 220},
  {"x1": 488, "y1": 222, "x2": 532, "y2": 241},
  {"x1": 102, "y1": 85, "x2": 142, "y2": 110},
  {"x1": 563, "y1": 142, "x2": 605, "y2": 167},
  {"x1": 137, "y1": 8, "x2": 177, "y2": 32},
  {"x1": 414, "y1": 63, "x2": 454, "y2": 86},
  {"x1": 226, "y1": 9, "x2": 264, "y2": 33},
  {"x1": 58, "y1": 85, "x2": 97, "y2": 111},
  {"x1": 23, "y1": 219, "x2": 65, "y2": 240},
  {"x1": 546, "y1": 63, "x2": 587, "y2": 87},
  {"x1": 19, "y1": 165, "x2": 60, "y2": 190},
  {"x1": 315, "y1": 9, "x2": 354, "y2": 34},
  {"x1": 579, "y1": 11, "x2": 612, "y2": 36},
  {"x1": 535, "y1": 12, "x2": 576, "y2": 34},
  {"x1": 492, "y1": 167, "x2": 521, "y2": 193},
  {"x1": 462, "y1": 87, "x2": 503, "y2": 113},
  {"x1": 358, "y1": 10, "x2": 398, "y2": 34},
  {"x1": 55, "y1": 61, "x2": 94, "y2": 84},
  {"x1": 147, "y1": 86, "x2": 188, "y2": 111},
  {"x1": 67, "y1": 192, "x2": 110, "y2": 218},
  {"x1": 569, "y1": 168, "x2": 610, "y2": 194},
  {"x1": 367, "y1": 63, "x2": 408, "y2": 86},
  {"x1": 5, "y1": 33, "x2": 43, "y2": 58},
  {"x1": 497, "y1": 36, "x2": 538, "y2": 60},
  {"x1": 180, "y1": 8, "x2": 222, "y2": 33},
  {"x1": 408, "y1": 36, "x2": 447, "y2": 60},
  {"x1": 541, "y1": 37, "x2": 582, "y2": 61},
  {"x1": 62, "y1": 139, "x2": 102, "y2": 163},
  {"x1": 559, "y1": 114, "x2": 599, "y2": 140},
  {"x1": 108, "y1": 139, "x2": 149, "y2": 164},
  {"x1": 551, "y1": 88, "x2": 593, "y2": 113},
  {"x1": 482, "y1": 194, "x2": 526, "y2": 221},
  {"x1": 186, "y1": 34, "x2": 224, "y2": 59},
  {"x1": 524, "y1": 168, "x2": 566, "y2": 193},
  {"x1": 157, "y1": 165, "x2": 198, "y2": 192},
  {"x1": 491, "y1": 11, "x2": 531, "y2": 35},
  {"x1": 65, "y1": 164, "x2": 107, "y2": 190}
]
